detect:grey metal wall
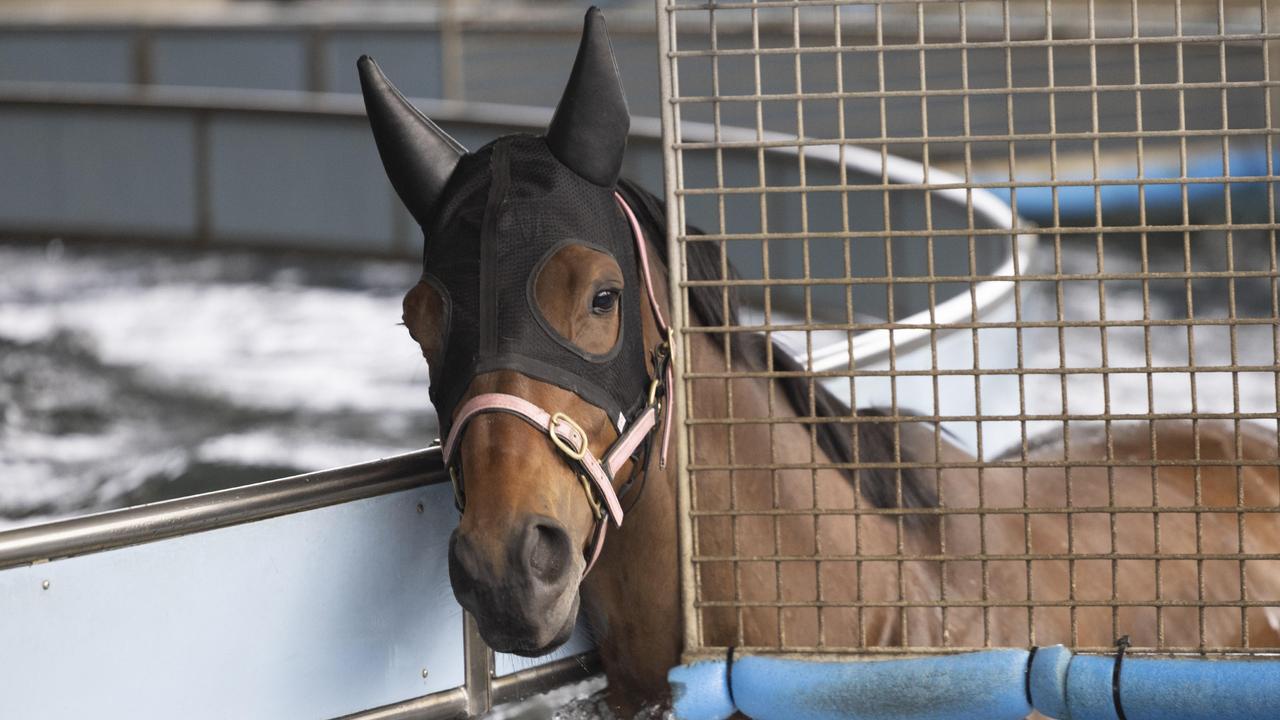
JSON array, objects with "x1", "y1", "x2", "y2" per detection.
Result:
[
  {"x1": 0, "y1": 27, "x2": 445, "y2": 98},
  {"x1": 0, "y1": 94, "x2": 533, "y2": 256},
  {"x1": 0, "y1": 90, "x2": 1015, "y2": 324},
  {"x1": 1, "y1": 17, "x2": 1269, "y2": 166}
]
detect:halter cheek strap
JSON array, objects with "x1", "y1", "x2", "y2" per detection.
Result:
[
  {"x1": 440, "y1": 193, "x2": 673, "y2": 577},
  {"x1": 616, "y1": 191, "x2": 674, "y2": 470}
]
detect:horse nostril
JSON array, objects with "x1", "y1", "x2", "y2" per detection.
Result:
[
  {"x1": 524, "y1": 517, "x2": 573, "y2": 584},
  {"x1": 448, "y1": 530, "x2": 481, "y2": 604}
]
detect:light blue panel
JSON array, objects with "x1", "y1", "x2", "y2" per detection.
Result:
[
  {"x1": 209, "y1": 115, "x2": 396, "y2": 251},
  {"x1": 0, "y1": 108, "x2": 195, "y2": 236},
  {"x1": 325, "y1": 31, "x2": 443, "y2": 97},
  {"x1": 151, "y1": 31, "x2": 306, "y2": 90},
  {"x1": 731, "y1": 650, "x2": 1032, "y2": 720},
  {"x1": 493, "y1": 615, "x2": 596, "y2": 678},
  {"x1": 0, "y1": 483, "x2": 463, "y2": 720},
  {"x1": 0, "y1": 31, "x2": 135, "y2": 84}
]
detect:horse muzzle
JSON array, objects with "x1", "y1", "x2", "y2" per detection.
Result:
[{"x1": 447, "y1": 513, "x2": 581, "y2": 655}]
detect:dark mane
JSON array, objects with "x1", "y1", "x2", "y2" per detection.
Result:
[{"x1": 617, "y1": 179, "x2": 936, "y2": 522}]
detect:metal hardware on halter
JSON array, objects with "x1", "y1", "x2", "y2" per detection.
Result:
[
  {"x1": 648, "y1": 341, "x2": 671, "y2": 407},
  {"x1": 549, "y1": 411, "x2": 588, "y2": 461},
  {"x1": 577, "y1": 474, "x2": 604, "y2": 521}
]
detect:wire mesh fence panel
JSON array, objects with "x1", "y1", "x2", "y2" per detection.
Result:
[{"x1": 656, "y1": 0, "x2": 1280, "y2": 659}]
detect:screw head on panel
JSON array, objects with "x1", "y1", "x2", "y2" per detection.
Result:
[
  {"x1": 41, "y1": 580, "x2": 50, "y2": 590},
  {"x1": 421, "y1": 668, "x2": 429, "y2": 679}
]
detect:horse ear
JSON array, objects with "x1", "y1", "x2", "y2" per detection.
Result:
[
  {"x1": 358, "y1": 55, "x2": 466, "y2": 227},
  {"x1": 545, "y1": 7, "x2": 630, "y2": 187}
]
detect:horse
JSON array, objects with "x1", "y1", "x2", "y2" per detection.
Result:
[{"x1": 360, "y1": 7, "x2": 1280, "y2": 715}]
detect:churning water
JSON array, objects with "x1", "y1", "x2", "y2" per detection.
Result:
[{"x1": 0, "y1": 239, "x2": 437, "y2": 529}]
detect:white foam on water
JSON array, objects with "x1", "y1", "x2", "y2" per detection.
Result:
[
  {"x1": 0, "y1": 282, "x2": 428, "y2": 414},
  {"x1": 484, "y1": 674, "x2": 674, "y2": 720},
  {"x1": 0, "y1": 242, "x2": 435, "y2": 517},
  {"x1": 195, "y1": 430, "x2": 409, "y2": 472}
]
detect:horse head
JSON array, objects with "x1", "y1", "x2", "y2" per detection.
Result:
[{"x1": 359, "y1": 7, "x2": 667, "y2": 657}]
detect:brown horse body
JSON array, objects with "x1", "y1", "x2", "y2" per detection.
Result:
[{"x1": 692, "y1": 412, "x2": 1280, "y2": 653}]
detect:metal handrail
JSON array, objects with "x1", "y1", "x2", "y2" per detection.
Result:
[{"x1": 0, "y1": 447, "x2": 445, "y2": 570}]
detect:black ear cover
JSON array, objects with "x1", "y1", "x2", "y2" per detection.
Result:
[
  {"x1": 358, "y1": 55, "x2": 467, "y2": 226},
  {"x1": 544, "y1": 7, "x2": 631, "y2": 187}
]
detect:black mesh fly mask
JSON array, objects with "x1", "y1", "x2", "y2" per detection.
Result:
[
  {"x1": 423, "y1": 136, "x2": 649, "y2": 443},
  {"x1": 358, "y1": 9, "x2": 671, "y2": 573}
]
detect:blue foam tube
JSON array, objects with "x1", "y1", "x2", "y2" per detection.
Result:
[
  {"x1": 669, "y1": 659, "x2": 734, "y2": 720},
  {"x1": 731, "y1": 651, "x2": 1033, "y2": 720},
  {"x1": 669, "y1": 646, "x2": 1280, "y2": 720},
  {"x1": 1030, "y1": 645, "x2": 1280, "y2": 720},
  {"x1": 669, "y1": 650, "x2": 1032, "y2": 720},
  {"x1": 988, "y1": 146, "x2": 1275, "y2": 224},
  {"x1": 1107, "y1": 655, "x2": 1280, "y2": 720},
  {"x1": 1061, "y1": 655, "x2": 1121, "y2": 720},
  {"x1": 1027, "y1": 645, "x2": 1073, "y2": 720}
]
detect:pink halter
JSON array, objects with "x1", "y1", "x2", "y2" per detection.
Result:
[{"x1": 442, "y1": 193, "x2": 672, "y2": 575}]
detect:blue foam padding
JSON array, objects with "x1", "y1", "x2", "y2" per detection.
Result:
[
  {"x1": 668, "y1": 659, "x2": 734, "y2": 720},
  {"x1": 668, "y1": 648, "x2": 1280, "y2": 720},
  {"x1": 1028, "y1": 645, "x2": 1073, "y2": 719},
  {"x1": 1063, "y1": 654, "x2": 1122, "y2": 720},
  {"x1": 1117, "y1": 657, "x2": 1280, "y2": 720},
  {"x1": 729, "y1": 650, "x2": 1032, "y2": 720},
  {"x1": 989, "y1": 147, "x2": 1276, "y2": 224}
]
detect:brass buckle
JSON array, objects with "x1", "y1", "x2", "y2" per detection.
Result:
[
  {"x1": 647, "y1": 377, "x2": 662, "y2": 406},
  {"x1": 578, "y1": 473, "x2": 604, "y2": 521},
  {"x1": 549, "y1": 411, "x2": 587, "y2": 461}
]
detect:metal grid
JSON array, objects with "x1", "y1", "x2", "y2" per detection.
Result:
[{"x1": 657, "y1": 0, "x2": 1280, "y2": 658}]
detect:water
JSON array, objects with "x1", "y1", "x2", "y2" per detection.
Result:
[
  {"x1": 488, "y1": 677, "x2": 672, "y2": 720},
  {"x1": 0, "y1": 239, "x2": 437, "y2": 528}
]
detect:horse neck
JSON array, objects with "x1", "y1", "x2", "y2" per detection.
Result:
[
  {"x1": 576, "y1": 226, "x2": 683, "y2": 699},
  {"x1": 582, "y1": 214, "x2": 937, "y2": 664}
]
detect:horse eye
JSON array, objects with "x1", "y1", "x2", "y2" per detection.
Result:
[{"x1": 591, "y1": 289, "x2": 620, "y2": 314}]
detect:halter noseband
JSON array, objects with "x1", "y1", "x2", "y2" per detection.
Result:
[{"x1": 441, "y1": 193, "x2": 673, "y2": 575}]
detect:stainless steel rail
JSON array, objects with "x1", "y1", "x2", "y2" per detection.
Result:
[{"x1": 0, "y1": 447, "x2": 445, "y2": 570}]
